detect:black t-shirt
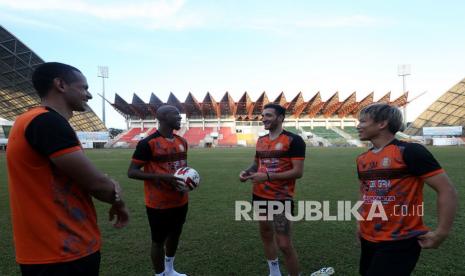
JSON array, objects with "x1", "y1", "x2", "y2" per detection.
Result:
[{"x1": 25, "y1": 107, "x2": 80, "y2": 156}]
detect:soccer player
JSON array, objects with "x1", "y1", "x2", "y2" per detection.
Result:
[
  {"x1": 356, "y1": 103, "x2": 458, "y2": 276},
  {"x1": 6, "y1": 62, "x2": 129, "y2": 276},
  {"x1": 239, "y1": 103, "x2": 306, "y2": 276},
  {"x1": 128, "y1": 105, "x2": 189, "y2": 276}
]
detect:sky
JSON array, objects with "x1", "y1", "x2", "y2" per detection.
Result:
[{"x1": 1, "y1": 0, "x2": 464, "y2": 129}]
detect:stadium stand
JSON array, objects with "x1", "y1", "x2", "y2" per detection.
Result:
[
  {"x1": 145, "y1": 127, "x2": 157, "y2": 136},
  {"x1": 306, "y1": 127, "x2": 343, "y2": 140},
  {"x1": 0, "y1": 25, "x2": 106, "y2": 132},
  {"x1": 284, "y1": 126, "x2": 300, "y2": 134},
  {"x1": 120, "y1": 128, "x2": 144, "y2": 142},
  {"x1": 339, "y1": 126, "x2": 359, "y2": 137},
  {"x1": 3, "y1": 25, "x2": 465, "y2": 149},
  {"x1": 406, "y1": 77, "x2": 465, "y2": 135},
  {"x1": 236, "y1": 133, "x2": 256, "y2": 146},
  {"x1": 183, "y1": 127, "x2": 214, "y2": 146},
  {"x1": 218, "y1": 127, "x2": 237, "y2": 146},
  {"x1": 110, "y1": 90, "x2": 414, "y2": 147}
]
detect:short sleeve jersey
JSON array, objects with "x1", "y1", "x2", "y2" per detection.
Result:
[
  {"x1": 131, "y1": 131, "x2": 188, "y2": 209},
  {"x1": 6, "y1": 107, "x2": 101, "y2": 264},
  {"x1": 253, "y1": 130, "x2": 306, "y2": 200},
  {"x1": 356, "y1": 139, "x2": 444, "y2": 242}
]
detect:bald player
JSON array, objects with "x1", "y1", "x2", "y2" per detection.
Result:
[{"x1": 128, "y1": 105, "x2": 189, "y2": 276}]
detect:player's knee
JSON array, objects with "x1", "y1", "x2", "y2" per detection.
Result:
[
  {"x1": 260, "y1": 229, "x2": 274, "y2": 241},
  {"x1": 260, "y1": 224, "x2": 274, "y2": 237},
  {"x1": 276, "y1": 238, "x2": 293, "y2": 253}
]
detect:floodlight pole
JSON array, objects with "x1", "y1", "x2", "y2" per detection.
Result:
[
  {"x1": 98, "y1": 66, "x2": 109, "y2": 127},
  {"x1": 398, "y1": 64, "x2": 410, "y2": 126}
]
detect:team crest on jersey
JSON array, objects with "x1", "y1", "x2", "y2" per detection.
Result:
[
  {"x1": 382, "y1": 157, "x2": 391, "y2": 168},
  {"x1": 275, "y1": 142, "x2": 283, "y2": 150},
  {"x1": 179, "y1": 144, "x2": 185, "y2": 151}
]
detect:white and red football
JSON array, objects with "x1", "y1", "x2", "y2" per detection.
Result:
[{"x1": 174, "y1": 167, "x2": 200, "y2": 191}]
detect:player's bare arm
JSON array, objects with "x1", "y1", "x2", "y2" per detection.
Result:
[
  {"x1": 51, "y1": 150, "x2": 129, "y2": 228},
  {"x1": 248, "y1": 159, "x2": 304, "y2": 184},
  {"x1": 418, "y1": 172, "x2": 458, "y2": 249},
  {"x1": 128, "y1": 162, "x2": 184, "y2": 187},
  {"x1": 239, "y1": 159, "x2": 258, "y2": 182},
  {"x1": 52, "y1": 150, "x2": 123, "y2": 204}
]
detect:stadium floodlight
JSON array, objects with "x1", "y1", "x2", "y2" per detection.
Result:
[
  {"x1": 397, "y1": 64, "x2": 410, "y2": 126},
  {"x1": 397, "y1": 64, "x2": 411, "y2": 92},
  {"x1": 98, "y1": 66, "x2": 109, "y2": 126}
]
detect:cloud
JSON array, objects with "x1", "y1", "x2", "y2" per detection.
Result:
[
  {"x1": 243, "y1": 15, "x2": 387, "y2": 33},
  {"x1": 295, "y1": 15, "x2": 384, "y2": 28},
  {"x1": 0, "y1": 0, "x2": 182, "y2": 18},
  {"x1": 212, "y1": 13, "x2": 389, "y2": 36},
  {"x1": 0, "y1": 0, "x2": 387, "y2": 32},
  {"x1": 0, "y1": 0, "x2": 202, "y2": 30},
  {"x1": 0, "y1": 11, "x2": 65, "y2": 30}
]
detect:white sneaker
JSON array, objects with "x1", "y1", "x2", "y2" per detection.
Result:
[
  {"x1": 165, "y1": 270, "x2": 187, "y2": 276},
  {"x1": 310, "y1": 267, "x2": 335, "y2": 276}
]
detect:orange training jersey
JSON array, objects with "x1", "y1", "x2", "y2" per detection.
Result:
[
  {"x1": 131, "y1": 131, "x2": 188, "y2": 209},
  {"x1": 253, "y1": 130, "x2": 306, "y2": 200},
  {"x1": 6, "y1": 107, "x2": 101, "y2": 264},
  {"x1": 356, "y1": 139, "x2": 444, "y2": 242}
]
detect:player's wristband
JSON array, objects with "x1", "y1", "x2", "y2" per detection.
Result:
[{"x1": 113, "y1": 181, "x2": 122, "y2": 205}]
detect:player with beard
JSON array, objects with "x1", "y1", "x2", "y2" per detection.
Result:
[{"x1": 239, "y1": 103, "x2": 306, "y2": 276}]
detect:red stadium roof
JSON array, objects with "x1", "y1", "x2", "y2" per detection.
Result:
[{"x1": 112, "y1": 91, "x2": 408, "y2": 120}]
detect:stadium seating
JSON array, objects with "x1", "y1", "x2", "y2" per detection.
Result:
[
  {"x1": 218, "y1": 127, "x2": 237, "y2": 146},
  {"x1": 183, "y1": 127, "x2": 213, "y2": 146},
  {"x1": 109, "y1": 128, "x2": 148, "y2": 148},
  {"x1": 341, "y1": 126, "x2": 358, "y2": 137},
  {"x1": 236, "y1": 133, "x2": 257, "y2": 146},
  {"x1": 284, "y1": 127, "x2": 300, "y2": 134},
  {"x1": 303, "y1": 127, "x2": 343, "y2": 140},
  {"x1": 119, "y1": 128, "x2": 146, "y2": 142},
  {"x1": 145, "y1": 128, "x2": 157, "y2": 136}
]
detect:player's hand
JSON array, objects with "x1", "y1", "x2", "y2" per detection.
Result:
[
  {"x1": 163, "y1": 174, "x2": 184, "y2": 190},
  {"x1": 174, "y1": 179, "x2": 189, "y2": 192},
  {"x1": 248, "y1": 172, "x2": 268, "y2": 184},
  {"x1": 417, "y1": 231, "x2": 448, "y2": 249},
  {"x1": 167, "y1": 175, "x2": 188, "y2": 192},
  {"x1": 239, "y1": 171, "x2": 251, "y2": 182},
  {"x1": 109, "y1": 201, "x2": 129, "y2": 229}
]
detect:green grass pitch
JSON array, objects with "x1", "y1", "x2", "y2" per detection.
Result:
[{"x1": 1, "y1": 147, "x2": 464, "y2": 275}]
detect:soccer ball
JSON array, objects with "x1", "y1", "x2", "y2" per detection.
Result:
[{"x1": 174, "y1": 167, "x2": 200, "y2": 191}]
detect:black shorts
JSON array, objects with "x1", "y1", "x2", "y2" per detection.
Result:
[
  {"x1": 146, "y1": 204, "x2": 188, "y2": 244},
  {"x1": 20, "y1": 251, "x2": 100, "y2": 276},
  {"x1": 252, "y1": 194, "x2": 295, "y2": 218},
  {"x1": 360, "y1": 237, "x2": 421, "y2": 276}
]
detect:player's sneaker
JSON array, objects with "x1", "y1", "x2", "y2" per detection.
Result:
[
  {"x1": 310, "y1": 267, "x2": 335, "y2": 276},
  {"x1": 165, "y1": 270, "x2": 187, "y2": 276}
]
